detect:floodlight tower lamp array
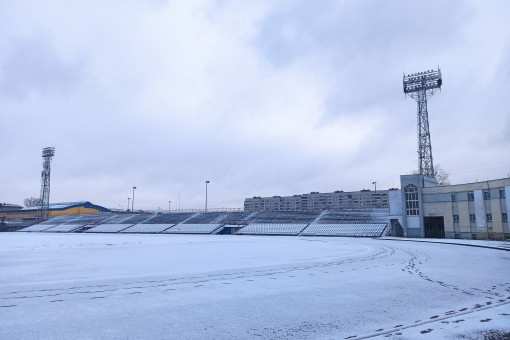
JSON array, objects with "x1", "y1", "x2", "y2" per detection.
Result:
[{"x1": 403, "y1": 67, "x2": 442, "y2": 179}]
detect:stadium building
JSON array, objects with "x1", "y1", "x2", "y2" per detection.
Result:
[
  {"x1": 0, "y1": 203, "x2": 22, "y2": 212},
  {"x1": 0, "y1": 201, "x2": 110, "y2": 220},
  {"x1": 390, "y1": 175, "x2": 510, "y2": 240}
]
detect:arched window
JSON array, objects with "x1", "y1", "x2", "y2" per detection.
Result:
[{"x1": 405, "y1": 184, "x2": 419, "y2": 216}]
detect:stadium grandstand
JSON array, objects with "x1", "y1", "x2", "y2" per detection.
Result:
[
  {"x1": 14, "y1": 175, "x2": 509, "y2": 240},
  {"x1": 18, "y1": 209, "x2": 391, "y2": 238}
]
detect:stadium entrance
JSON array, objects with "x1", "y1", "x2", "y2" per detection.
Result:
[
  {"x1": 390, "y1": 219, "x2": 404, "y2": 237},
  {"x1": 424, "y1": 217, "x2": 445, "y2": 238}
]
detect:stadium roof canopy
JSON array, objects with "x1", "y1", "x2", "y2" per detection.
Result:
[{"x1": 21, "y1": 201, "x2": 110, "y2": 212}]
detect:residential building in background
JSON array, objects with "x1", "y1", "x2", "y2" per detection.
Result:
[{"x1": 244, "y1": 190, "x2": 389, "y2": 211}]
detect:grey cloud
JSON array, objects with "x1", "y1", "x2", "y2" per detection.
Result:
[
  {"x1": 0, "y1": 36, "x2": 84, "y2": 99},
  {"x1": 254, "y1": 0, "x2": 470, "y2": 119},
  {"x1": 1, "y1": 1, "x2": 509, "y2": 210},
  {"x1": 254, "y1": 1, "x2": 468, "y2": 65}
]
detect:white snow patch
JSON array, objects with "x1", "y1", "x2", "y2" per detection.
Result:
[{"x1": 1, "y1": 233, "x2": 509, "y2": 339}]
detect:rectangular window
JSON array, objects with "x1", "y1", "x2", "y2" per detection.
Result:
[
  {"x1": 503, "y1": 213, "x2": 508, "y2": 222},
  {"x1": 469, "y1": 214, "x2": 476, "y2": 222},
  {"x1": 405, "y1": 185, "x2": 420, "y2": 216},
  {"x1": 486, "y1": 214, "x2": 492, "y2": 222},
  {"x1": 500, "y1": 190, "x2": 506, "y2": 198},
  {"x1": 451, "y1": 194, "x2": 457, "y2": 201},
  {"x1": 468, "y1": 192, "x2": 474, "y2": 201},
  {"x1": 453, "y1": 215, "x2": 459, "y2": 222},
  {"x1": 483, "y1": 191, "x2": 491, "y2": 200}
]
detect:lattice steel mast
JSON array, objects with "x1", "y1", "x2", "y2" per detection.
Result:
[
  {"x1": 403, "y1": 68, "x2": 442, "y2": 178},
  {"x1": 37, "y1": 147, "x2": 55, "y2": 220}
]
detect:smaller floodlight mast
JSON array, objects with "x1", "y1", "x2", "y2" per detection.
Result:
[
  {"x1": 132, "y1": 187, "x2": 136, "y2": 211},
  {"x1": 205, "y1": 181, "x2": 210, "y2": 212},
  {"x1": 38, "y1": 147, "x2": 55, "y2": 220},
  {"x1": 403, "y1": 68, "x2": 442, "y2": 178},
  {"x1": 372, "y1": 181, "x2": 377, "y2": 207}
]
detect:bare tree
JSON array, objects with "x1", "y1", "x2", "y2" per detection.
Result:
[
  {"x1": 24, "y1": 197, "x2": 42, "y2": 207},
  {"x1": 434, "y1": 164, "x2": 450, "y2": 186},
  {"x1": 407, "y1": 163, "x2": 450, "y2": 186}
]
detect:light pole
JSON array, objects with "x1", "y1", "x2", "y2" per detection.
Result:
[
  {"x1": 127, "y1": 198, "x2": 130, "y2": 211},
  {"x1": 205, "y1": 181, "x2": 210, "y2": 212},
  {"x1": 132, "y1": 186, "x2": 137, "y2": 212},
  {"x1": 169, "y1": 200, "x2": 171, "y2": 213},
  {"x1": 372, "y1": 181, "x2": 377, "y2": 208}
]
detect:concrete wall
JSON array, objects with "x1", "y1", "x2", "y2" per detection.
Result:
[
  {"x1": 474, "y1": 190, "x2": 486, "y2": 231},
  {"x1": 506, "y1": 186, "x2": 510, "y2": 213},
  {"x1": 422, "y1": 178, "x2": 510, "y2": 194},
  {"x1": 457, "y1": 200, "x2": 471, "y2": 237},
  {"x1": 389, "y1": 189, "x2": 402, "y2": 216}
]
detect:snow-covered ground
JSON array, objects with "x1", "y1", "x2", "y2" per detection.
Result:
[
  {"x1": 381, "y1": 236, "x2": 510, "y2": 251},
  {"x1": 1, "y1": 233, "x2": 509, "y2": 339}
]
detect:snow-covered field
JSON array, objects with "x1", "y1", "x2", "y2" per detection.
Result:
[{"x1": 1, "y1": 233, "x2": 509, "y2": 339}]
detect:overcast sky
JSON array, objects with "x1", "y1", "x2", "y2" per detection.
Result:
[{"x1": 1, "y1": 0, "x2": 509, "y2": 211}]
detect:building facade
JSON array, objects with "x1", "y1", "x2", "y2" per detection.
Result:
[
  {"x1": 0, "y1": 203, "x2": 22, "y2": 212},
  {"x1": 244, "y1": 190, "x2": 389, "y2": 211},
  {"x1": 392, "y1": 175, "x2": 510, "y2": 240},
  {"x1": 0, "y1": 201, "x2": 111, "y2": 220}
]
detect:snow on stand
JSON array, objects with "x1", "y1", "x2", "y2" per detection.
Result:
[{"x1": 18, "y1": 210, "x2": 390, "y2": 237}]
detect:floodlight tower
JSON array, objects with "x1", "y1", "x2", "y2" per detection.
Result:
[
  {"x1": 403, "y1": 68, "x2": 442, "y2": 178},
  {"x1": 37, "y1": 147, "x2": 55, "y2": 220}
]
